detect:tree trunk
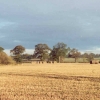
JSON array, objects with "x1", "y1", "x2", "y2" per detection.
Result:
[
  {"x1": 59, "y1": 56, "x2": 60, "y2": 63},
  {"x1": 75, "y1": 58, "x2": 77, "y2": 63}
]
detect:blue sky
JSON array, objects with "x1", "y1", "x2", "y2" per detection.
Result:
[{"x1": 0, "y1": 0, "x2": 100, "y2": 54}]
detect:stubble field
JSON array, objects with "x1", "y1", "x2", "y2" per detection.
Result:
[{"x1": 0, "y1": 63, "x2": 100, "y2": 100}]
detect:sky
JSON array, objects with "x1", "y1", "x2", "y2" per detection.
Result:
[{"x1": 0, "y1": 0, "x2": 100, "y2": 55}]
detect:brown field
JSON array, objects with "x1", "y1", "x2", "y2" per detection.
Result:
[{"x1": 0, "y1": 63, "x2": 100, "y2": 100}]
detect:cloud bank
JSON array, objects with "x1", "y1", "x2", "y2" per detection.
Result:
[{"x1": 0, "y1": 0, "x2": 100, "y2": 53}]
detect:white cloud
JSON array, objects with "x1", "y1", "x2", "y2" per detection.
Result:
[
  {"x1": 13, "y1": 40, "x2": 21, "y2": 43},
  {"x1": 0, "y1": 35, "x2": 5, "y2": 38},
  {"x1": 0, "y1": 22, "x2": 15, "y2": 29},
  {"x1": 24, "y1": 49, "x2": 34, "y2": 55},
  {"x1": 4, "y1": 49, "x2": 11, "y2": 55},
  {"x1": 80, "y1": 47, "x2": 100, "y2": 54},
  {"x1": 4, "y1": 49, "x2": 34, "y2": 55}
]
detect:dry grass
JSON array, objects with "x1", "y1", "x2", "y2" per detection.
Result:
[{"x1": 0, "y1": 63, "x2": 100, "y2": 100}]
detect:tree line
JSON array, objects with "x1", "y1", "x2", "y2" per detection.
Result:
[
  {"x1": 8, "y1": 42, "x2": 100, "y2": 63},
  {"x1": 0, "y1": 42, "x2": 99, "y2": 64}
]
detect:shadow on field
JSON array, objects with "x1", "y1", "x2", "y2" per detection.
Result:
[
  {"x1": 0, "y1": 73, "x2": 100, "y2": 83},
  {"x1": 37, "y1": 74, "x2": 100, "y2": 83}
]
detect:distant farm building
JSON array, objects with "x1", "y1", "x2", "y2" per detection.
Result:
[{"x1": 22, "y1": 59, "x2": 41, "y2": 63}]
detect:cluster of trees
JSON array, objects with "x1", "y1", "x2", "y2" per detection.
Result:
[
  {"x1": 9, "y1": 42, "x2": 100, "y2": 63},
  {"x1": 10, "y1": 43, "x2": 79, "y2": 63},
  {"x1": 0, "y1": 42, "x2": 99, "y2": 64}
]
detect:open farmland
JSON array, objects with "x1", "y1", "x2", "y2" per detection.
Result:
[{"x1": 0, "y1": 63, "x2": 100, "y2": 100}]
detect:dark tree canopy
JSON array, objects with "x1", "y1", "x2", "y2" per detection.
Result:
[
  {"x1": 10, "y1": 45, "x2": 25, "y2": 55},
  {"x1": 10, "y1": 45, "x2": 25, "y2": 63},
  {"x1": 33, "y1": 44, "x2": 51, "y2": 60},
  {"x1": 22, "y1": 54, "x2": 33, "y2": 60},
  {"x1": 82, "y1": 53, "x2": 94, "y2": 61},
  {"x1": 50, "y1": 42, "x2": 70, "y2": 62},
  {"x1": 68, "y1": 48, "x2": 81, "y2": 62}
]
